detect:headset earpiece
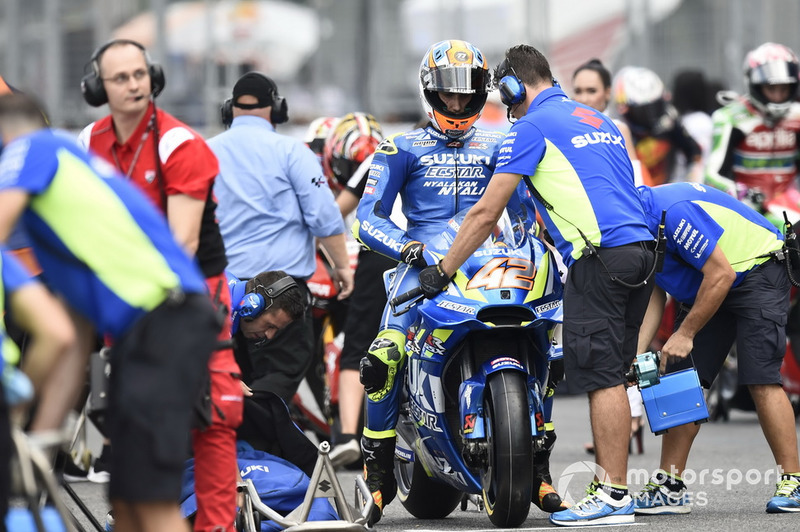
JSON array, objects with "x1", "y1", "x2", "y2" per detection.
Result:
[
  {"x1": 81, "y1": 38, "x2": 165, "y2": 107},
  {"x1": 220, "y1": 98, "x2": 233, "y2": 128},
  {"x1": 498, "y1": 75, "x2": 526, "y2": 107},
  {"x1": 237, "y1": 276, "x2": 298, "y2": 321},
  {"x1": 270, "y1": 94, "x2": 288, "y2": 125}
]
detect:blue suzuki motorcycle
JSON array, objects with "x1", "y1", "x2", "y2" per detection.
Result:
[{"x1": 388, "y1": 207, "x2": 564, "y2": 528}]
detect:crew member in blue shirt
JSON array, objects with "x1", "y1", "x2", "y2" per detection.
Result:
[
  {"x1": 0, "y1": 92, "x2": 220, "y2": 532},
  {"x1": 419, "y1": 44, "x2": 656, "y2": 527},
  {"x1": 208, "y1": 72, "x2": 353, "y2": 403},
  {"x1": 633, "y1": 182, "x2": 800, "y2": 515}
]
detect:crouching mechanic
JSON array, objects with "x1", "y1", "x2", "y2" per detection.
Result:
[
  {"x1": 354, "y1": 39, "x2": 566, "y2": 525},
  {"x1": 634, "y1": 182, "x2": 800, "y2": 514}
]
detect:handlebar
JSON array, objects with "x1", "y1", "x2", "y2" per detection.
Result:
[
  {"x1": 389, "y1": 286, "x2": 425, "y2": 316},
  {"x1": 390, "y1": 286, "x2": 424, "y2": 307}
]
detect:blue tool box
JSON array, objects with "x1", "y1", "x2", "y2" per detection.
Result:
[{"x1": 640, "y1": 367, "x2": 710, "y2": 435}]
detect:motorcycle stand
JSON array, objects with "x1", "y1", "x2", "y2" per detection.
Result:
[
  {"x1": 235, "y1": 441, "x2": 373, "y2": 531},
  {"x1": 460, "y1": 493, "x2": 484, "y2": 512}
]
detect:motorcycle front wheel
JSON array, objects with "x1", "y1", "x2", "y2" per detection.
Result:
[{"x1": 480, "y1": 370, "x2": 533, "y2": 527}]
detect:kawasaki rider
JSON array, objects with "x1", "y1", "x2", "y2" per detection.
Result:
[{"x1": 354, "y1": 39, "x2": 566, "y2": 525}]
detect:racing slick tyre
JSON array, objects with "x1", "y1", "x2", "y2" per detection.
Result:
[
  {"x1": 480, "y1": 370, "x2": 533, "y2": 527},
  {"x1": 395, "y1": 451, "x2": 462, "y2": 519}
]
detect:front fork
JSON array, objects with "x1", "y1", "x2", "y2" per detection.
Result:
[{"x1": 458, "y1": 356, "x2": 547, "y2": 467}]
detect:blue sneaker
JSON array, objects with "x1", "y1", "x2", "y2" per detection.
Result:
[
  {"x1": 634, "y1": 475, "x2": 691, "y2": 515},
  {"x1": 550, "y1": 484, "x2": 634, "y2": 527},
  {"x1": 766, "y1": 475, "x2": 800, "y2": 513},
  {"x1": 104, "y1": 511, "x2": 114, "y2": 531}
]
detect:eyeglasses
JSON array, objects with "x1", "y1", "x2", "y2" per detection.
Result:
[{"x1": 102, "y1": 69, "x2": 148, "y2": 85}]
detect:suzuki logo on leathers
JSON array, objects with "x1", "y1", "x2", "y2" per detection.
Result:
[{"x1": 419, "y1": 153, "x2": 492, "y2": 166}]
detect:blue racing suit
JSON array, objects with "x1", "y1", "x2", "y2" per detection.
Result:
[{"x1": 354, "y1": 124, "x2": 537, "y2": 437}]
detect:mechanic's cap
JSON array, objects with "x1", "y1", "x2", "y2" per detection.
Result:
[{"x1": 232, "y1": 71, "x2": 278, "y2": 108}]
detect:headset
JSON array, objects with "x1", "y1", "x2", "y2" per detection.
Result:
[
  {"x1": 220, "y1": 73, "x2": 288, "y2": 128},
  {"x1": 237, "y1": 276, "x2": 298, "y2": 321},
  {"x1": 81, "y1": 39, "x2": 165, "y2": 107},
  {"x1": 497, "y1": 59, "x2": 527, "y2": 107},
  {"x1": 496, "y1": 58, "x2": 561, "y2": 110}
]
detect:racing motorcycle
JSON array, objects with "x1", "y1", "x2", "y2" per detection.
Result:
[{"x1": 388, "y1": 207, "x2": 563, "y2": 528}]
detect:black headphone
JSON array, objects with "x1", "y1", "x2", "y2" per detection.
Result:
[
  {"x1": 220, "y1": 73, "x2": 288, "y2": 127},
  {"x1": 238, "y1": 276, "x2": 298, "y2": 321},
  {"x1": 81, "y1": 39, "x2": 165, "y2": 107},
  {"x1": 497, "y1": 59, "x2": 527, "y2": 107}
]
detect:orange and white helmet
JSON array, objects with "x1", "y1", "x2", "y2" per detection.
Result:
[
  {"x1": 419, "y1": 40, "x2": 491, "y2": 138},
  {"x1": 323, "y1": 112, "x2": 383, "y2": 189}
]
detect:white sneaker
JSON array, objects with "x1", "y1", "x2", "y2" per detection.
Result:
[
  {"x1": 329, "y1": 438, "x2": 361, "y2": 468},
  {"x1": 87, "y1": 464, "x2": 110, "y2": 484},
  {"x1": 550, "y1": 484, "x2": 634, "y2": 527}
]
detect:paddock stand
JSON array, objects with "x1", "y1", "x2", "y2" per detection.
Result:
[{"x1": 235, "y1": 441, "x2": 373, "y2": 532}]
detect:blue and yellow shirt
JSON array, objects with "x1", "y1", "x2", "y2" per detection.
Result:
[
  {"x1": 638, "y1": 182, "x2": 783, "y2": 304},
  {"x1": 1, "y1": 248, "x2": 33, "y2": 365},
  {"x1": 0, "y1": 130, "x2": 207, "y2": 338},
  {"x1": 496, "y1": 87, "x2": 652, "y2": 266}
]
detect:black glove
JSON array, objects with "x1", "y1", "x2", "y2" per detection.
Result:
[
  {"x1": 400, "y1": 241, "x2": 427, "y2": 268},
  {"x1": 418, "y1": 261, "x2": 452, "y2": 298}
]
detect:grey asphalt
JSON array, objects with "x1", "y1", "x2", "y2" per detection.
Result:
[{"x1": 61, "y1": 393, "x2": 800, "y2": 531}]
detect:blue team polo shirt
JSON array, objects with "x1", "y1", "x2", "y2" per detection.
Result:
[
  {"x1": 0, "y1": 130, "x2": 207, "y2": 339},
  {"x1": 495, "y1": 87, "x2": 652, "y2": 266},
  {"x1": 638, "y1": 182, "x2": 783, "y2": 304}
]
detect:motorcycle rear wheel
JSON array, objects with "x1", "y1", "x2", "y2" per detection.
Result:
[
  {"x1": 481, "y1": 370, "x2": 533, "y2": 527},
  {"x1": 395, "y1": 453, "x2": 462, "y2": 519}
]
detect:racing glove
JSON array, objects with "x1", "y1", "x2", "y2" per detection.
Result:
[
  {"x1": 418, "y1": 261, "x2": 452, "y2": 299},
  {"x1": 400, "y1": 241, "x2": 427, "y2": 268}
]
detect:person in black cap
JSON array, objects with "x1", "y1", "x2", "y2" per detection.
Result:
[{"x1": 208, "y1": 73, "x2": 353, "y2": 412}]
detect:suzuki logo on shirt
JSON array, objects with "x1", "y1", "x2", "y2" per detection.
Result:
[
  {"x1": 571, "y1": 132, "x2": 625, "y2": 149},
  {"x1": 572, "y1": 107, "x2": 604, "y2": 129}
]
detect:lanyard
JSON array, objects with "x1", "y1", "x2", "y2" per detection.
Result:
[{"x1": 111, "y1": 114, "x2": 155, "y2": 179}]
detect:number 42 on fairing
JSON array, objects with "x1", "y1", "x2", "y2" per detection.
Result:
[{"x1": 466, "y1": 257, "x2": 535, "y2": 291}]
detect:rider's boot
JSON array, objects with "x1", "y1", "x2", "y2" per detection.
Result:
[
  {"x1": 532, "y1": 429, "x2": 569, "y2": 512},
  {"x1": 361, "y1": 435, "x2": 397, "y2": 526}
]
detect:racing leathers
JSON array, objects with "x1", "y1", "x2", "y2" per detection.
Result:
[
  {"x1": 705, "y1": 96, "x2": 800, "y2": 221},
  {"x1": 355, "y1": 124, "x2": 535, "y2": 431},
  {"x1": 354, "y1": 124, "x2": 565, "y2": 515}
]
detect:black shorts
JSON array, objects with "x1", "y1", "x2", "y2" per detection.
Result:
[
  {"x1": 668, "y1": 259, "x2": 790, "y2": 387},
  {"x1": 340, "y1": 250, "x2": 397, "y2": 371},
  {"x1": 107, "y1": 293, "x2": 218, "y2": 502},
  {"x1": 563, "y1": 242, "x2": 655, "y2": 393}
]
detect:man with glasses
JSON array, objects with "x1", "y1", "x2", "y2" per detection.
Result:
[{"x1": 77, "y1": 39, "x2": 242, "y2": 532}]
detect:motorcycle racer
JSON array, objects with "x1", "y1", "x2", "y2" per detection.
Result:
[
  {"x1": 354, "y1": 39, "x2": 564, "y2": 525},
  {"x1": 705, "y1": 42, "x2": 800, "y2": 218}
]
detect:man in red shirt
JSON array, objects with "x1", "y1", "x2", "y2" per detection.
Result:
[{"x1": 78, "y1": 39, "x2": 242, "y2": 532}]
